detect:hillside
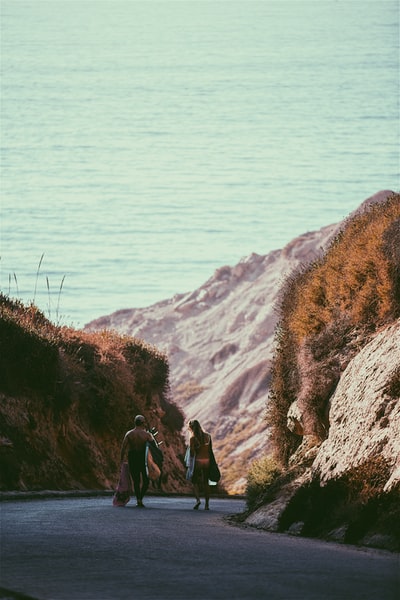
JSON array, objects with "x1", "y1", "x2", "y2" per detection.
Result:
[
  {"x1": 86, "y1": 191, "x2": 395, "y2": 494},
  {"x1": 244, "y1": 319, "x2": 400, "y2": 550},
  {"x1": 245, "y1": 191, "x2": 400, "y2": 550},
  {"x1": 0, "y1": 296, "x2": 191, "y2": 494}
]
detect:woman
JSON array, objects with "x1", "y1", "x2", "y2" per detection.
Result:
[{"x1": 188, "y1": 419, "x2": 211, "y2": 510}]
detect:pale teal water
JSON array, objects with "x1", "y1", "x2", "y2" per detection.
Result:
[{"x1": 1, "y1": 0, "x2": 398, "y2": 326}]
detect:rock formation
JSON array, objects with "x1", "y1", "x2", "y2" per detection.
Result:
[
  {"x1": 245, "y1": 319, "x2": 400, "y2": 549},
  {"x1": 312, "y1": 320, "x2": 400, "y2": 492},
  {"x1": 242, "y1": 190, "x2": 400, "y2": 550}
]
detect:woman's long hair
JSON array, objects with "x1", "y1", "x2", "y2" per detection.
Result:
[{"x1": 189, "y1": 420, "x2": 205, "y2": 447}]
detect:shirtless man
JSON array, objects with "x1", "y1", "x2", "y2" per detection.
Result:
[{"x1": 120, "y1": 415, "x2": 154, "y2": 507}]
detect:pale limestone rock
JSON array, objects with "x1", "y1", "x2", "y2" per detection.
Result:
[
  {"x1": 288, "y1": 434, "x2": 321, "y2": 467},
  {"x1": 287, "y1": 521, "x2": 304, "y2": 536},
  {"x1": 287, "y1": 401, "x2": 304, "y2": 435},
  {"x1": 244, "y1": 320, "x2": 399, "y2": 536},
  {"x1": 245, "y1": 498, "x2": 284, "y2": 531},
  {"x1": 312, "y1": 320, "x2": 400, "y2": 491},
  {"x1": 327, "y1": 526, "x2": 348, "y2": 543},
  {"x1": 244, "y1": 471, "x2": 311, "y2": 530}
]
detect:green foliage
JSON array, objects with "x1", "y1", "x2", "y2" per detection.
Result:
[
  {"x1": 246, "y1": 455, "x2": 282, "y2": 510},
  {"x1": 268, "y1": 193, "x2": 400, "y2": 464}
]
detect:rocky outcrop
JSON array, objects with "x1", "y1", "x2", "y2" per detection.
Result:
[
  {"x1": 243, "y1": 320, "x2": 400, "y2": 549},
  {"x1": 312, "y1": 320, "x2": 400, "y2": 491}
]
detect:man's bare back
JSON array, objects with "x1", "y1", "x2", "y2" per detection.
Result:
[
  {"x1": 124, "y1": 427, "x2": 153, "y2": 452},
  {"x1": 120, "y1": 417, "x2": 154, "y2": 461}
]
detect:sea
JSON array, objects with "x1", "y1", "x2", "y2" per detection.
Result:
[{"x1": 1, "y1": 0, "x2": 398, "y2": 328}]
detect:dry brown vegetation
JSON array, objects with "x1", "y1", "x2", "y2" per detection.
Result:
[
  {"x1": 0, "y1": 294, "x2": 189, "y2": 492},
  {"x1": 268, "y1": 193, "x2": 400, "y2": 464}
]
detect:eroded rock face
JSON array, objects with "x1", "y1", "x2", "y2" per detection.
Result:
[
  {"x1": 244, "y1": 320, "x2": 400, "y2": 548},
  {"x1": 312, "y1": 320, "x2": 400, "y2": 491}
]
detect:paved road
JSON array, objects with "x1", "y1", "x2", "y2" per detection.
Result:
[{"x1": 0, "y1": 496, "x2": 398, "y2": 600}]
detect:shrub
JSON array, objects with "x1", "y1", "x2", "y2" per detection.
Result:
[
  {"x1": 0, "y1": 293, "x2": 190, "y2": 491},
  {"x1": 159, "y1": 396, "x2": 185, "y2": 431},
  {"x1": 246, "y1": 455, "x2": 282, "y2": 510},
  {"x1": 268, "y1": 193, "x2": 400, "y2": 464},
  {"x1": 0, "y1": 297, "x2": 59, "y2": 395},
  {"x1": 289, "y1": 194, "x2": 400, "y2": 342},
  {"x1": 342, "y1": 455, "x2": 392, "y2": 506}
]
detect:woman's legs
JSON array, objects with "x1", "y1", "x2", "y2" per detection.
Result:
[
  {"x1": 192, "y1": 485, "x2": 201, "y2": 508},
  {"x1": 204, "y1": 471, "x2": 210, "y2": 509},
  {"x1": 192, "y1": 466, "x2": 210, "y2": 509},
  {"x1": 192, "y1": 464, "x2": 201, "y2": 508}
]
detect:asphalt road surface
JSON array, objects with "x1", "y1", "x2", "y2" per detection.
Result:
[{"x1": 0, "y1": 496, "x2": 398, "y2": 600}]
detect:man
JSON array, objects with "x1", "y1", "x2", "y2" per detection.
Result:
[{"x1": 120, "y1": 415, "x2": 155, "y2": 507}]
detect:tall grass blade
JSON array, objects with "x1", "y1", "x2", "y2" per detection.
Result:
[
  {"x1": 56, "y1": 275, "x2": 65, "y2": 324},
  {"x1": 33, "y1": 253, "x2": 44, "y2": 303},
  {"x1": 13, "y1": 273, "x2": 19, "y2": 296},
  {"x1": 46, "y1": 276, "x2": 51, "y2": 319}
]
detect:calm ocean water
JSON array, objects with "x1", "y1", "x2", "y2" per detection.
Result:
[{"x1": 1, "y1": 0, "x2": 398, "y2": 327}]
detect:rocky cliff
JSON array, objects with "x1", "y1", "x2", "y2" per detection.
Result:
[
  {"x1": 243, "y1": 191, "x2": 399, "y2": 550},
  {"x1": 242, "y1": 323, "x2": 400, "y2": 552},
  {"x1": 87, "y1": 190, "x2": 397, "y2": 495},
  {"x1": 312, "y1": 320, "x2": 400, "y2": 492}
]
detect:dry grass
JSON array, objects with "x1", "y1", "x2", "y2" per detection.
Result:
[
  {"x1": 290, "y1": 197, "x2": 400, "y2": 341},
  {"x1": 246, "y1": 455, "x2": 282, "y2": 510},
  {"x1": 267, "y1": 193, "x2": 400, "y2": 464}
]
